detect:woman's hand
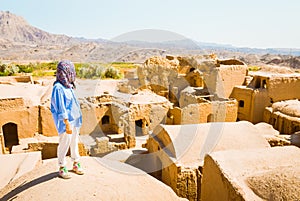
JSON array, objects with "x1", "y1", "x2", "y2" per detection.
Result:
[{"x1": 64, "y1": 119, "x2": 72, "y2": 134}]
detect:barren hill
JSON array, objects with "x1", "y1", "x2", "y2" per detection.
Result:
[
  {"x1": 0, "y1": 11, "x2": 76, "y2": 45},
  {"x1": 0, "y1": 10, "x2": 299, "y2": 68}
]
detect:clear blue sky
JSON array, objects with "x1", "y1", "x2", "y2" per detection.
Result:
[{"x1": 1, "y1": 0, "x2": 300, "y2": 48}]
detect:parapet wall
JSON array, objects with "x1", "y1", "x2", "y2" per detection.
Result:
[
  {"x1": 0, "y1": 98, "x2": 25, "y2": 112},
  {"x1": 168, "y1": 99, "x2": 238, "y2": 125},
  {"x1": 268, "y1": 76, "x2": 300, "y2": 102},
  {"x1": 0, "y1": 75, "x2": 33, "y2": 84}
]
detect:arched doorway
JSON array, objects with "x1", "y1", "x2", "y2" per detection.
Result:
[
  {"x1": 135, "y1": 119, "x2": 149, "y2": 136},
  {"x1": 135, "y1": 119, "x2": 143, "y2": 136},
  {"x1": 2, "y1": 122, "x2": 19, "y2": 153},
  {"x1": 207, "y1": 114, "x2": 214, "y2": 122}
]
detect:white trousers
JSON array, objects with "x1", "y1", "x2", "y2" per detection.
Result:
[{"x1": 57, "y1": 127, "x2": 80, "y2": 167}]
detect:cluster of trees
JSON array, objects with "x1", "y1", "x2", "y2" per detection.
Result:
[
  {"x1": 0, "y1": 62, "x2": 57, "y2": 76},
  {"x1": 0, "y1": 61, "x2": 122, "y2": 79},
  {"x1": 75, "y1": 63, "x2": 122, "y2": 79}
]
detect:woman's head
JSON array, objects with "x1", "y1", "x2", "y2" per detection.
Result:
[{"x1": 56, "y1": 60, "x2": 76, "y2": 88}]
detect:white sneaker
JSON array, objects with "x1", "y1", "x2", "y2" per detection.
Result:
[
  {"x1": 73, "y1": 162, "x2": 84, "y2": 175},
  {"x1": 59, "y1": 166, "x2": 71, "y2": 179}
]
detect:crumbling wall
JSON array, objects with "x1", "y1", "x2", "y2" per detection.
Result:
[
  {"x1": 180, "y1": 100, "x2": 238, "y2": 124},
  {"x1": 124, "y1": 102, "x2": 169, "y2": 146},
  {"x1": 217, "y1": 65, "x2": 248, "y2": 98},
  {"x1": 92, "y1": 136, "x2": 126, "y2": 156},
  {"x1": 198, "y1": 60, "x2": 247, "y2": 99},
  {"x1": 167, "y1": 107, "x2": 182, "y2": 125},
  {"x1": 80, "y1": 103, "x2": 109, "y2": 135},
  {"x1": 162, "y1": 164, "x2": 201, "y2": 201},
  {"x1": 28, "y1": 142, "x2": 88, "y2": 159},
  {"x1": 0, "y1": 98, "x2": 25, "y2": 111},
  {"x1": 169, "y1": 76, "x2": 190, "y2": 106},
  {"x1": 184, "y1": 70, "x2": 203, "y2": 88},
  {"x1": 117, "y1": 78, "x2": 140, "y2": 94},
  {"x1": 268, "y1": 76, "x2": 300, "y2": 102},
  {"x1": 264, "y1": 100, "x2": 300, "y2": 134},
  {"x1": 149, "y1": 104, "x2": 169, "y2": 130},
  {"x1": 179, "y1": 87, "x2": 210, "y2": 108},
  {"x1": 110, "y1": 103, "x2": 128, "y2": 134},
  {"x1": 137, "y1": 56, "x2": 179, "y2": 95}
]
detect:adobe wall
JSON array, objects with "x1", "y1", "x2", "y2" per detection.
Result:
[
  {"x1": 169, "y1": 76, "x2": 191, "y2": 106},
  {"x1": 264, "y1": 100, "x2": 300, "y2": 134},
  {"x1": 0, "y1": 98, "x2": 25, "y2": 111},
  {"x1": 230, "y1": 86, "x2": 253, "y2": 121},
  {"x1": 117, "y1": 78, "x2": 140, "y2": 94},
  {"x1": 0, "y1": 133, "x2": 4, "y2": 154},
  {"x1": 0, "y1": 75, "x2": 33, "y2": 84},
  {"x1": 137, "y1": 56, "x2": 179, "y2": 94},
  {"x1": 201, "y1": 146, "x2": 300, "y2": 201},
  {"x1": 125, "y1": 102, "x2": 169, "y2": 138},
  {"x1": 146, "y1": 122, "x2": 270, "y2": 200},
  {"x1": 184, "y1": 70, "x2": 203, "y2": 88},
  {"x1": 39, "y1": 105, "x2": 57, "y2": 136},
  {"x1": 251, "y1": 89, "x2": 271, "y2": 123},
  {"x1": 0, "y1": 106, "x2": 38, "y2": 139},
  {"x1": 268, "y1": 76, "x2": 300, "y2": 102},
  {"x1": 180, "y1": 100, "x2": 238, "y2": 124},
  {"x1": 167, "y1": 107, "x2": 182, "y2": 125},
  {"x1": 199, "y1": 63, "x2": 247, "y2": 99},
  {"x1": 28, "y1": 142, "x2": 88, "y2": 159},
  {"x1": 230, "y1": 87, "x2": 271, "y2": 123},
  {"x1": 217, "y1": 65, "x2": 247, "y2": 98},
  {"x1": 179, "y1": 87, "x2": 210, "y2": 108}
]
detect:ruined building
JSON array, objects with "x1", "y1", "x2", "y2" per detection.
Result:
[
  {"x1": 2, "y1": 56, "x2": 300, "y2": 200},
  {"x1": 264, "y1": 99, "x2": 300, "y2": 134},
  {"x1": 119, "y1": 55, "x2": 247, "y2": 125},
  {"x1": 0, "y1": 97, "x2": 38, "y2": 153},
  {"x1": 0, "y1": 76, "x2": 171, "y2": 154},
  {"x1": 230, "y1": 72, "x2": 300, "y2": 124}
]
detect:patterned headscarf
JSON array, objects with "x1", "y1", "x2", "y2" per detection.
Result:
[{"x1": 55, "y1": 60, "x2": 76, "y2": 89}]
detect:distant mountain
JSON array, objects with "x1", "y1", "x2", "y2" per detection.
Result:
[
  {"x1": 115, "y1": 39, "x2": 300, "y2": 57},
  {"x1": 0, "y1": 10, "x2": 299, "y2": 68},
  {"x1": 0, "y1": 11, "x2": 77, "y2": 45}
]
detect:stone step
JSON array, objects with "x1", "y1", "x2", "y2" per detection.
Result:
[{"x1": 107, "y1": 133, "x2": 125, "y2": 143}]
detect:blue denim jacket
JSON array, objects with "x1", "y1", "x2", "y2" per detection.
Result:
[{"x1": 51, "y1": 82, "x2": 82, "y2": 134}]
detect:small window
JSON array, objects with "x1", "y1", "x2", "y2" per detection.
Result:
[
  {"x1": 189, "y1": 67, "x2": 196, "y2": 72},
  {"x1": 239, "y1": 100, "x2": 245, "y2": 108},
  {"x1": 101, "y1": 115, "x2": 110, "y2": 125}
]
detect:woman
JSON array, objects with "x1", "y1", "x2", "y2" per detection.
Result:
[{"x1": 51, "y1": 60, "x2": 84, "y2": 179}]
